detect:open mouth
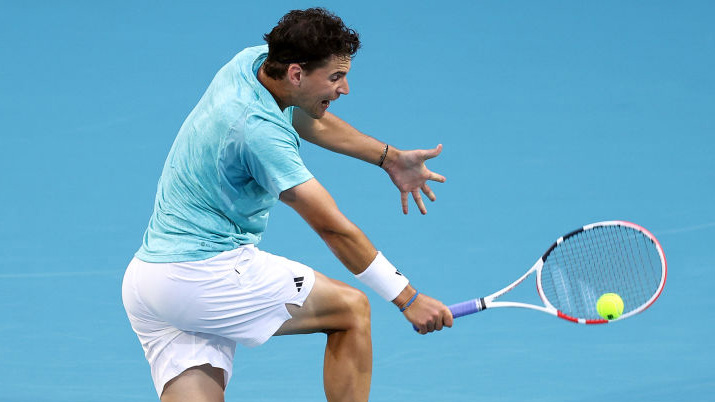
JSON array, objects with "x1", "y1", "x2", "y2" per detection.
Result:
[{"x1": 321, "y1": 100, "x2": 330, "y2": 109}]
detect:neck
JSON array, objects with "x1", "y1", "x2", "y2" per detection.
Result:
[{"x1": 257, "y1": 65, "x2": 292, "y2": 111}]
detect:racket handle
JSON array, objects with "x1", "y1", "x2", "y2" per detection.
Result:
[
  {"x1": 449, "y1": 299, "x2": 485, "y2": 318},
  {"x1": 412, "y1": 299, "x2": 485, "y2": 332}
]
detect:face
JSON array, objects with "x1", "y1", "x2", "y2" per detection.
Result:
[{"x1": 294, "y1": 55, "x2": 351, "y2": 118}]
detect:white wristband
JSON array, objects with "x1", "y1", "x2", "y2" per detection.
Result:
[{"x1": 355, "y1": 252, "x2": 409, "y2": 301}]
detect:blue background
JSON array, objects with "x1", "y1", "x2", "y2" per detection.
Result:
[{"x1": 1, "y1": 1, "x2": 713, "y2": 401}]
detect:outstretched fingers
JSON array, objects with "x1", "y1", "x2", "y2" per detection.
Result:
[
  {"x1": 391, "y1": 144, "x2": 446, "y2": 215},
  {"x1": 412, "y1": 190, "x2": 427, "y2": 215},
  {"x1": 422, "y1": 183, "x2": 436, "y2": 202},
  {"x1": 402, "y1": 185, "x2": 439, "y2": 215},
  {"x1": 428, "y1": 170, "x2": 447, "y2": 183}
]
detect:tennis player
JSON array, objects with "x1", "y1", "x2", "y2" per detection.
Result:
[{"x1": 122, "y1": 8, "x2": 452, "y2": 402}]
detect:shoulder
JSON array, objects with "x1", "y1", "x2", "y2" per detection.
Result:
[
  {"x1": 241, "y1": 116, "x2": 299, "y2": 150},
  {"x1": 234, "y1": 45, "x2": 269, "y2": 63},
  {"x1": 207, "y1": 45, "x2": 271, "y2": 118}
]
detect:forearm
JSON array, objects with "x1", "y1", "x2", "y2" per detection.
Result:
[
  {"x1": 280, "y1": 178, "x2": 379, "y2": 274},
  {"x1": 316, "y1": 221, "x2": 378, "y2": 275},
  {"x1": 281, "y1": 179, "x2": 412, "y2": 303},
  {"x1": 294, "y1": 110, "x2": 394, "y2": 165},
  {"x1": 321, "y1": 224, "x2": 417, "y2": 308},
  {"x1": 319, "y1": 222, "x2": 419, "y2": 307}
]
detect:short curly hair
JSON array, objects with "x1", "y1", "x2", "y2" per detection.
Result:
[{"x1": 262, "y1": 8, "x2": 361, "y2": 79}]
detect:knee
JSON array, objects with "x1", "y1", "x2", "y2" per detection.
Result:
[{"x1": 342, "y1": 287, "x2": 371, "y2": 331}]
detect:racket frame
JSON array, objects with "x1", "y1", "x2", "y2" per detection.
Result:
[{"x1": 453, "y1": 220, "x2": 667, "y2": 325}]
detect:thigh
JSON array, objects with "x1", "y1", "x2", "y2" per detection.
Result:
[
  {"x1": 129, "y1": 247, "x2": 316, "y2": 347},
  {"x1": 274, "y1": 271, "x2": 370, "y2": 336},
  {"x1": 161, "y1": 364, "x2": 225, "y2": 402},
  {"x1": 123, "y1": 258, "x2": 237, "y2": 397}
]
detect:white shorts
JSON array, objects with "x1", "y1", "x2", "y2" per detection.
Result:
[{"x1": 121, "y1": 245, "x2": 315, "y2": 397}]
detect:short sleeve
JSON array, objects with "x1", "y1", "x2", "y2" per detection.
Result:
[{"x1": 238, "y1": 121, "x2": 313, "y2": 197}]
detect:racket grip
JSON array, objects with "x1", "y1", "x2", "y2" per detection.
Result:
[
  {"x1": 449, "y1": 299, "x2": 484, "y2": 318},
  {"x1": 412, "y1": 299, "x2": 484, "y2": 332}
]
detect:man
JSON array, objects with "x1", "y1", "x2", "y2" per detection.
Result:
[{"x1": 122, "y1": 8, "x2": 453, "y2": 402}]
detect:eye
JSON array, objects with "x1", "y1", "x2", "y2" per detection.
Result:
[{"x1": 330, "y1": 73, "x2": 346, "y2": 83}]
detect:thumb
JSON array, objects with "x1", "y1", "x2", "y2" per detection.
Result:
[{"x1": 423, "y1": 144, "x2": 443, "y2": 160}]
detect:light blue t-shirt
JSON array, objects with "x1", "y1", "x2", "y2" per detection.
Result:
[{"x1": 135, "y1": 45, "x2": 313, "y2": 263}]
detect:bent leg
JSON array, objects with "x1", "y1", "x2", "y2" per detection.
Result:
[
  {"x1": 275, "y1": 271, "x2": 372, "y2": 402},
  {"x1": 161, "y1": 364, "x2": 225, "y2": 402}
]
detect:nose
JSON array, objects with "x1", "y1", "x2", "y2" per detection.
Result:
[{"x1": 337, "y1": 77, "x2": 350, "y2": 95}]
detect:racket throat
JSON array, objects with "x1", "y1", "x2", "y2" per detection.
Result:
[{"x1": 478, "y1": 298, "x2": 487, "y2": 311}]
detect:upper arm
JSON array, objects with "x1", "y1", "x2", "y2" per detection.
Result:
[
  {"x1": 292, "y1": 107, "x2": 321, "y2": 142},
  {"x1": 237, "y1": 122, "x2": 313, "y2": 198},
  {"x1": 292, "y1": 108, "x2": 340, "y2": 144}
]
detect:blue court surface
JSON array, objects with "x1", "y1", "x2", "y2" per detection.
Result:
[{"x1": 2, "y1": 1, "x2": 713, "y2": 401}]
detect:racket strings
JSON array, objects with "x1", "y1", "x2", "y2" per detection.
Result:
[{"x1": 540, "y1": 225, "x2": 663, "y2": 320}]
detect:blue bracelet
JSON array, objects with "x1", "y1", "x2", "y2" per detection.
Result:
[{"x1": 400, "y1": 291, "x2": 420, "y2": 312}]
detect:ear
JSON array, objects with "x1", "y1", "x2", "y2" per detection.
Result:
[{"x1": 286, "y1": 64, "x2": 303, "y2": 87}]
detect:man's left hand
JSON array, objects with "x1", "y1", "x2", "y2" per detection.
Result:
[{"x1": 382, "y1": 144, "x2": 446, "y2": 215}]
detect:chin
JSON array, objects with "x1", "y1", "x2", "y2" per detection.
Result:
[{"x1": 311, "y1": 109, "x2": 327, "y2": 119}]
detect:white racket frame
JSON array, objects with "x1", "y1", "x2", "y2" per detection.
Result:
[{"x1": 478, "y1": 220, "x2": 667, "y2": 324}]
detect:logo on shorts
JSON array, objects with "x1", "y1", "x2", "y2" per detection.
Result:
[{"x1": 294, "y1": 276, "x2": 304, "y2": 292}]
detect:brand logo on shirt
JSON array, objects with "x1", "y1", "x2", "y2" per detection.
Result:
[{"x1": 294, "y1": 276, "x2": 304, "y2": 292}]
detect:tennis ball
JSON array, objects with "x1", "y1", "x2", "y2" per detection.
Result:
[{"x1": 597, "y1": 293, "x2": 624, "y2": 320}]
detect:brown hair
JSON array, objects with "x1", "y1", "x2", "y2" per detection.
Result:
[{"x1": 262, "y1": 8, "x2": 361, "y2": 79}]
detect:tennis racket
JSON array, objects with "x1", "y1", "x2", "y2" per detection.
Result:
[{"x1": 439, "y1": 221, "x2": 666, "y2": 326}]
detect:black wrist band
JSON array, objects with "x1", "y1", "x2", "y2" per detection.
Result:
[{"x1": 377, "y1": 144, "x2": 389, "y2": 167}]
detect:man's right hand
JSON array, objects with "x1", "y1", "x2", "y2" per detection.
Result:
[{"x1": 399, "y1": 290, "x2": 453, "y2": 334}]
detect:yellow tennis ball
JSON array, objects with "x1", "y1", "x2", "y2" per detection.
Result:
[{"x1": 597, "y1": 293, "x2": 624, "y2": 320}]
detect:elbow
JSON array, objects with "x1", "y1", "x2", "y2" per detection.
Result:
[{"x1": 314, "y1": 220, "x2": 361, "y2": 243}]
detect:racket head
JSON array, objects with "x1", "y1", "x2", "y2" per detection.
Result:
[{"x1": 536, "y1": 221, "x2": 667, "y2": 324}]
